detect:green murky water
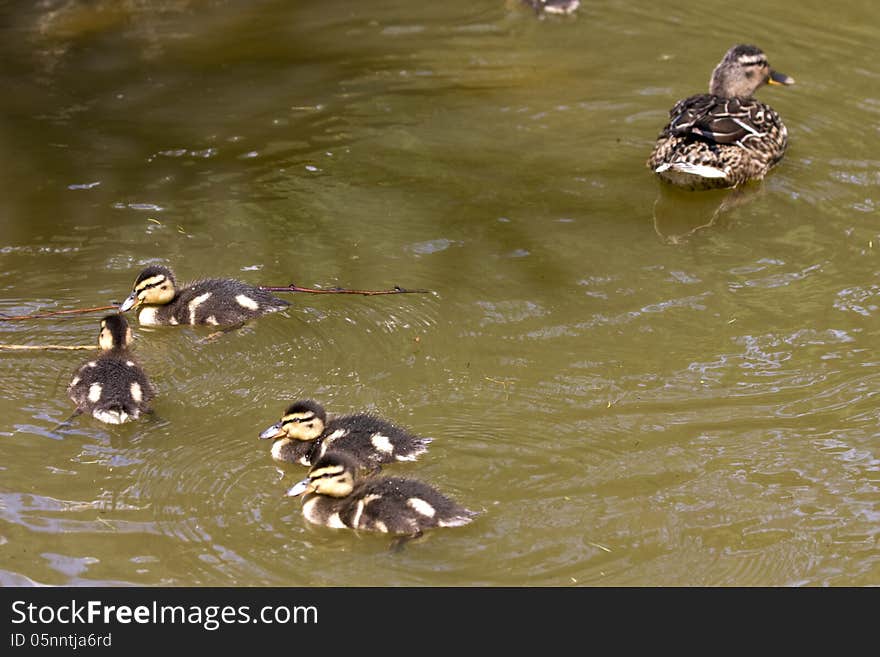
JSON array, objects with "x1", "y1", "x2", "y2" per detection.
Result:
[{"x1": 1, "y1": 0, "x2": 879, "y2": 586}]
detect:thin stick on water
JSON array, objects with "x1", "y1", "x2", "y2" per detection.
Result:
[
  {"x1": 0, "y1": 305, "x2": 118, "y2": 321},
  {"x1": 259, "y1": 283, "x2": 431, "y2": 296},
  {"x1": 0, "y1": 344, "x2": 95, "y2": 351}
]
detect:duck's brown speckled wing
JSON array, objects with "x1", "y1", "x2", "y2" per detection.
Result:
[{"x1": 665, "y1": 94, "x2": 781, "y2": 146}]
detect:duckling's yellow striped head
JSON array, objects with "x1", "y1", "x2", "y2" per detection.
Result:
[
  {"x1": 98, "y1": 314, "x2": 132, "y2": 351},
  {"x1": 258, "y1": 400, "x2": 326, "y2": 442},
  {"x1": 119, "y1": 265, "x2": 177, "y2": 312},
  {"x1": 287, "y1": 452, "x2": 357, "y2": 498}
]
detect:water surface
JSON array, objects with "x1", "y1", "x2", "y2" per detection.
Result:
[{"x1": 1, "y1": 0, "x2": 879, "y2": 586}]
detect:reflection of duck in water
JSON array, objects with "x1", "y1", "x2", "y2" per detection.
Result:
[
  {"x1": 286, "y1": 452, "x2": 476, "y2": 546},
  {"x1": 509, "y1": 0, "x2": 580, "y2": 16},
  {"x1": 650, "y1": 184, "x2": 764, "y2": 245},
  {"x1": 648, "y1": 44, "x2": 794, "y2": 191},
  {"x1": 67, "y1": 314, "x2": 157, "y2": 424},
  {"x1": 119, "y1": 265, "x2": 289, "y2": 326}
]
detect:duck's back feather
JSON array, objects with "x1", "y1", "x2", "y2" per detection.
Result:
[{"x1": 648, "y1": 94, "x2": 788, "y2": 190}]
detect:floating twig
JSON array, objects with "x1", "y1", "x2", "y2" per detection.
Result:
[
  {"x1": 259, "y1": 283, "x2": 431, "y2": 296},
  {"x1": 0, "y1": 344, "x2": 95, "y2": 351},
  {"x1": 0, "y1": 304, "x2": 118, "y2": 321}
]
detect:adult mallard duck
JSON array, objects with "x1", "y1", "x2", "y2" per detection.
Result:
[
  {"x1": 67, "y1": 314, "x2": 157, "y2": 424},
  {"x1": 118, "y1": 264, "x2": 289, "y2": 326},
  {"x1": 258, "y1": 400, "x2": 432, "y2": 471},
  {"x1": 647, "y1": 44, "x2": 794, "y2": 190},
  {"x1": 286, "y1": 452, "x2": 476, "y2": 540}
]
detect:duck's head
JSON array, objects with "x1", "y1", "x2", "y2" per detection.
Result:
[
  {"x1": 119, "y1": 265, "x2": 177, "y2": 312},
  {"x1": 709, "y1": 44, "x2": 794, "y2": 98},
  {"x1": 287, "y1": 452, "x2": 357, "y2": 498},
  {"x1": 98, "y1": 314, "x2": 133, "y2": 351},
  {"x1": 258, "y1": 400, "x2": 327, "y2": 442}
]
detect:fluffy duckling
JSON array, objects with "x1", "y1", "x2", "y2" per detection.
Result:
[
  {"x1": 287, "y1": 452, "x2": 476, "y2": 539},
  {"x1": 259, "y1": 400, "x2": 432, "y2": 471},
  {"x1": 118, "y1": 264, "x2": 289, "y2": 326},
  {"x1": 67, "y1": 314, "x2": 157, "y2": 424},
  {"x1": 647, "y1": 44, "x2": 794, "y2": 190}
]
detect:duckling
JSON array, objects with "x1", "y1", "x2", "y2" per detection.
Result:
[
  {"x1": 67, "y1": 314, "x2": 157, "y2": 424},
  {"x1": 118, "y1": 264, "x2": 289, "y2": 326},
  {"x1": 647, "y1": 44, "x2": 794, "y2": 190},
  {"x1": 287, "y1": 452, "x2": 476, "y2": 540},
  {"x1": 259, "y1": 400, "x2": 432, "y2": 471}
]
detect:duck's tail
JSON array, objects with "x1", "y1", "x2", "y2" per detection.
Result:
[{"x1": 654, "y1": 162, "x2": 730, "y2": 190}]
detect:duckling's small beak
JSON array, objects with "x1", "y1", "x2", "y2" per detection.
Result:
[
  {"x1": 286, "y1": 478, "x2": 310, "y2": 497},
  {"x1": 768, "y1": 70, "x2": 795, "y2": 86},
  {"x1": 259, "y1": 422, "x2": 285, "y2": 440},
  {"x1": 118, "y1": 292, "x2": 140, "y2": 313}
]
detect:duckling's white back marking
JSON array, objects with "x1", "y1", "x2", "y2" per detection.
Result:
[
  {"x1": 351, "y1": 494, "x2": 384, "y2": 528},
  {"x1": 319, "y1": 428, "x2": 348, "y2": 457},
  {"x1": 407, "y1": 498, "x2": 436, "y2": 518},
  {"x1": 371, "y1": 434, "x2": 394, "y2": 454},
  {"x1": 270, "y1": 437, "x2": 291, "y2": 461},
  {"x1": 130, "y1": 382, "x2": 143, "y2": 403},
  {"x1": 93, "y1": 408, "x2": 130, "y2": 424},
  {"x1": 205, "y1": 315, "x2": 218, "y2": 326},
  {"x1": 352, "y1": 499, "x2": 366, "y2": 527},
  {"x1": 324, "y1": 428, "x2": 347, "y2": 443},
  {"x1": 126, "y1": 361, "x2": 135, "y2": 367},
  {"x1": 234, "y1": 294, "x2": 259, "y2": 310},
  {"x1": 168, "y1": 316, "x2": 178, "y2": 326},
  {"x1": 88, "y1": 383, "x2": 103, "y2": 403},
  {"x1": 87, "y1": 361, "x2": 97, "y2": 368},
  {"x1": 188, "y1": 292, "x2": 212, "y2": 324},
  {"x1": 373, "y1": 520, "x2": 389, "y2": 533},
  {"x1": 139, "y1": 307, "x2": 160, "y2": 326},
  {"x1": 327, "y1": 512, "x2": 346, "y2": 529},
  {"x1": 70, "y1": 376, "x2": 80, "y2": 387}
]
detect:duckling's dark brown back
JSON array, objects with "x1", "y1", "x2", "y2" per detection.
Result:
[
  {"x1": 347, "y1": 475, "x2": 476, "y2": 534},
  {"x1": 68, "y1": 352, "x2": 157, "y2": 423},
  {"x1": 315, "y1": 412, "x2": 432, "y2": 468},
  {"x1": 150, "y1": 277, "x2": 289, "y2": 325}
]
